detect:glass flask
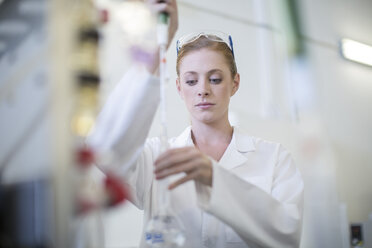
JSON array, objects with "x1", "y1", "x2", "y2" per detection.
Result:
[
  {"x1": 144, "y1": 206, "x2": 186, "y2": 247},
  {"x1": 144, "y1": 138, "x2": 186, "y2": 248}
]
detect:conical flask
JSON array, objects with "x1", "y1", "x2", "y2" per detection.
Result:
[
  {"x1": 144, "y1": 138, "x2": 185, "y2": 247},
  {"x1": 145, "y1": 15, "x2": 185, "y2": 246}
]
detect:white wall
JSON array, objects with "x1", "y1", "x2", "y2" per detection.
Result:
[{"x1": 299, "y1": 0, "x2": 372, "y2": 222}]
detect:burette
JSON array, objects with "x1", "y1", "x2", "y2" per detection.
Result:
[
  {"x1": 144, "y1": 12, "x2": 185, "y2": 248},
  {"x1": 158, "y1": 12, "x2": 170, "y2": 207},
  {"x1": 158, "y1": 12, "x2": 169, "y2": 159}
]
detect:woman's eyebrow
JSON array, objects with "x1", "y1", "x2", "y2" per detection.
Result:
[
  {"x1": 208, "y1": 69, "x2": 223, "y2": 75},
  {"x1": 183, "y1": 69, "x2": 223, "y2": 77},
  {"x1": 183, "y1": 71, "x2": 198, "y2": 77},
  {"x1": 207, "y1": 69, "x2": 223, "y2": 76}
]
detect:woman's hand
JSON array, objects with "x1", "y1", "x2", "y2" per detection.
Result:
[
  {"x1": 146, "y1": 0, "x2": 179, "y2": 46},
  {"x1": 145, "y1": 0, "x2": 178, "y2": 74},
  {"x1": 154, "y1": 147, "x2": 213, "y2": 190}
]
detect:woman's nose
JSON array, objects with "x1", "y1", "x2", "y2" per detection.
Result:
[
  {"x1": 198, "y1": 91, "x2": 209, "y2": 97},
  {"x1": 198, "y1": 81, "x2": 210, "y2": 97}
]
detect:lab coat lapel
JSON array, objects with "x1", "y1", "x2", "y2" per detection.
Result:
[
  {"x1": 219, "y1": 127, "x2": 255, "y2": 170},
  {"x1": 172, "y1": 126, "x2": 194, "y2": 148}
]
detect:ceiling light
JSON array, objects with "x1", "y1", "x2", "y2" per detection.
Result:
[{"x1": 340, "y1": 39, "x2": 372, "y2": 67}]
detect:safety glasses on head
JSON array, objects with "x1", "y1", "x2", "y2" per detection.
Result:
[{"x1": 176, "y1": 31, "x2": 235, "y2": 59}]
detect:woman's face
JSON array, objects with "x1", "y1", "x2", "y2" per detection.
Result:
[{"x1": 176, "y1": 48, "x2": 240, "y2": 125}]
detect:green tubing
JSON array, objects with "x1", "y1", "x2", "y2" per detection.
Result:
[{"x1": 158, "y1": 12, "x2": 169, "y2": 25}]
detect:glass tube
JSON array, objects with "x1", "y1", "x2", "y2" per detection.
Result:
[{"x1": 144, "y1": 14, "x2": 185, "y2": 247}]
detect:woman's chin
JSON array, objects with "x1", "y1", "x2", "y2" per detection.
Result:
[{"x1": 192, "y1": 114, "x2": 220, "y2": 125}]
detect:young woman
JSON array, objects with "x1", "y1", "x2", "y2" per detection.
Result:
[{"x1": 89, "y1": 0, "x2": 304, "y2": 247}]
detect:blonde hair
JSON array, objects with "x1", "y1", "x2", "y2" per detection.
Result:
[{"x1": 176, "y1": 36, "x2": 237, "y2": 78}]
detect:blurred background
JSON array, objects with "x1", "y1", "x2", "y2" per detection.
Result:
[{"x1": 0, "y1": 0, "x2": 371, "y2": 247}]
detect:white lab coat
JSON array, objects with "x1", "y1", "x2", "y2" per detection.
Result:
[{"x1": 88, "y1": 66, "x2": 304, "y2": 248}]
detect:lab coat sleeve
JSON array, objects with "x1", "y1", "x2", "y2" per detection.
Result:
[
  {"x1": 196, "y1": 145, "x2": 304, "y2": 248},
  {"x1": 122, "y1": 137, "x2": 160, "y2": 209},
  {"x1": 87, "y1": 65, "x2": 160, "y2": 185}
]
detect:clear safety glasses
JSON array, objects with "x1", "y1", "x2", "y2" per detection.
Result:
[{"x1": 176, "y1": 31, "x2": 235, "y2": 58}]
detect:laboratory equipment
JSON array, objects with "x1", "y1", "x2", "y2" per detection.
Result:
[
  {"x1": 69, "y1": 1, "x2": 129, "y2": 247},
  {"x1": 144, "y1": 12, "x2": 185, "y2": 248}
]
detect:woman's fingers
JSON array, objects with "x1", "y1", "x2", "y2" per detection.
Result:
[
  {"x1": 154, "y1": 147, "x2": 213, "y2": 189},
  {"x1": 154, "y1": 147, "x2": 196, "y2": 171},
  {"x1": 149, "y1": 3, "x2": 174, "y2": 14},
  {"x1": 146, "y1": 0, "x2": 176, "y2": 15},
  {"x1": 155, "y1": 157, "x2": 200, "y2": 179},
  {"x1": 145, "y1": 0, "x2": 178, "y2": 45},
  {"x1": 168, "y1": 170, "x2": 199, "y2": 190},
  {"x1": 146, "y1": 0, "x2": 172, "y2": 4}
]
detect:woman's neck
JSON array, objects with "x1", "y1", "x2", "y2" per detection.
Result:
[
  {"x1": 192, "y1": 121, "x2": 233, "y2": 143},
  {"x1": 190, "y1": 119, "x2": 233, "y2": 161}
]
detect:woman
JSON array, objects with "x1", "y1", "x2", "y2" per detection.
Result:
[{"x1": 89, "y1": 0, "x2": 304, "y2": 247}]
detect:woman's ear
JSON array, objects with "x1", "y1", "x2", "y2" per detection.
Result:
[
  {"x1": 231, "y1": 73, "x2": 240, "y2": 96},
  {"x1": 176, "y1": 78, "x2": 184, "y2": 99}
]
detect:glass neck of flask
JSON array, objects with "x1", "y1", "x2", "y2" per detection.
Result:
[{"x1": 157, "y1": 136, "x2": 170, "y2": 212}]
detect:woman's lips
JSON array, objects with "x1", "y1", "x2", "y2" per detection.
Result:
[{"x1": 195, "y1": 102, "x2": 215, "y2": 109}]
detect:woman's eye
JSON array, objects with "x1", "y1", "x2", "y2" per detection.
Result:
[
  {"x1": 186, "y1": 80, "x2": 197, "y2": 86},
  {"x1": 210, "y1": 78, "x2": 222, "y2": 84}
]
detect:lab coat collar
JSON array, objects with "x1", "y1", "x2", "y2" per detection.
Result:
[
  {"x1": 173, "y1": 126, "x2": 256, "y2": 170},
  {"x1": 219, "y1": 127, "x2": 255, "y2": 170},
  {"x1": 233, "y1": 126, "x2": 256, "y2": 153},
  {"x1": 172, "y1": 126, "x2": 194, "y2": 148}
]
